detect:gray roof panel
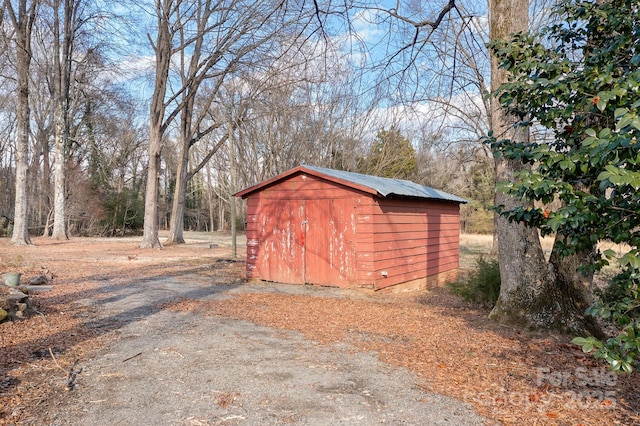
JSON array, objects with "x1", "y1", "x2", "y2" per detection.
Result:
[{"x1": 302, "y1": 165, "x2": 467, "y2": 203}]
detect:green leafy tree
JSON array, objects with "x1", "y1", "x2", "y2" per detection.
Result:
[
  {"x1": 462, "y1": 155, "x2": 495, "y2": 234},
  {"x1": 487, "y1": 0, "x2": 640, "y2": 372},
  {"x1": 101, "y1": 188, "x2": 144, "y2": 237},
  {"x1": 360, "y1": 127, "x2": 417, "y2": 179}
]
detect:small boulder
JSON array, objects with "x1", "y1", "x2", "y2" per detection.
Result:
[
  {"x1": 30, "y1": 275, "x2": 49, "y2": 285},
  {"x1": 0, "y1": 285, "x2": 36, "y2": 323}
]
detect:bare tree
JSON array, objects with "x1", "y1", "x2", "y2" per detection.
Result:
[
  {"x1": 141, "y1": 0, "x2": 319, "y2": 247},
  {"x1": 4, "y1": 0, "x2": 38, "y2": 245},
  {"x1": 165, "y1": 0, "x2": 281, "y2": 244},
  {"x1": 140, "y1": 0, "x2": 172, "y2": 248},
  {"x1": 224, "y1": 37, "x2": 373, "y2": 191},
  {"x1": 50, "y1": 0, "x2": 81, "y2": 240}
]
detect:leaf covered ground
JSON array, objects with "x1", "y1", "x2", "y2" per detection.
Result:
[{"x1": 1, "y1": 234, "x2": 639, "y2": 425}]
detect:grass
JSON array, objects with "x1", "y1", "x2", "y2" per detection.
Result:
[
  {"x1": 458, "y1": 232, "x2": 629, "y2": 301},
  {"x1": 458, "y1": 233, "x2": 493, "y2": 270}
]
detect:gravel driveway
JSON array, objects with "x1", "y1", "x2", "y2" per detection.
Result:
[{"x1": 47, "y1": 273, "x2": 486, "y2": 425}]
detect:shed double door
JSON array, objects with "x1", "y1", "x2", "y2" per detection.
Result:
[{"x1": 259, "y1": 199, "x2": 355, "y2": 286}]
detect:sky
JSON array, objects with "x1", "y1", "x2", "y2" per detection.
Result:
[{"x1": 96, "y1": 0, "x2": 492, "y2": 148}]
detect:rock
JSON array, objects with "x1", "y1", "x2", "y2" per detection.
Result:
[
  {"x1": 7, "y1": 293, "x2": 29, "y2": 304},
  {"x1": 30, "y1": 275, "x2": 49, "y2": 285},
  {"x1": 2, "y1": 272, "x2": 21, "y2": 287},
  {"x1": 0, "y1": 286, "x2": 37, "y2": 323},
  {"x1": 25, "y1": 285, "x2": 51, "y2": 293}
]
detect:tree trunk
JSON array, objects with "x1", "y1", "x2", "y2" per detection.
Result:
[
  {"x1": 488, "y1": 0, "x2": 600, "y2": 336},
  {"x1": 141, "y1": 127, "x2": 164, "y2": 248},
  {"x1": 229, "y1": 116, "x2": 237, "y2": 257},
  {"x1": 140, "y1": 0, "x2": 172, "y2": 249},
  {"x1": 37, "y1": 119, "x2": 52, "y2": 237},
  {"x1": 52, "y1": 119, "x2": 67, "y2": 240},
  {"x1": 166, "y1": 0, "x2": 208, "y2": 245},
  {"x1": 9, "y1": 0, "x2": 36, "y2": 246},
  {"x1": 206, "y1": 162, "x2": 215, "y2": 232},
  {"x1": 51, "y1": 0, "x2": 74, "y2": 240},
  {"x1": 166, "y1": 138, "x2": 188, "y2": 244},
  {"x1": 12, "y1": 75, "x2": 30, "y2": 246},
  {"x1": 549, "y1": 237, "x2": 601, "y2": 335}
]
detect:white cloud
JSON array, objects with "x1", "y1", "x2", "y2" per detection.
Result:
[{"x1": 350, "y1": 9, "x2": 387, "y2": 45}]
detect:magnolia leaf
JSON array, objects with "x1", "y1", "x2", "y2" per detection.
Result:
[
  {"x1": 621, "y1": 362, "x2": 634, "y2": 374},
  {"x1": 614, "y1": 107, "x2": 629, "y2": 118},
  {"x1": 617, "y1": 114, "x2": 634, "y2": 131}
]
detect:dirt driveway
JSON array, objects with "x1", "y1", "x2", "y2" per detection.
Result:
[{"x1": 43, "y1": 272, "x2": 483, "y2": 425}]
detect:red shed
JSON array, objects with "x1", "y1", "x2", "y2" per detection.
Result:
[{"x1": 235, "y1": 165, "x2": 467, "y2": 292}]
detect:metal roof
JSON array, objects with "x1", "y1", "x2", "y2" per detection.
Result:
[
  {"x1": 302, "y1": 165, "x2": 467, "y2": 203},
  {"x1": 236, "y1": 165, "x2": 467, "y2": 204}
]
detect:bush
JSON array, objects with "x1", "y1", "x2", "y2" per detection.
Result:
[{"x1": 448, "y1": 256, "x2": 501, "y2": 308}]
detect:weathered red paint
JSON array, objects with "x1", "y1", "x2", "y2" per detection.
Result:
[{"x1": 237, "y1": 166, "x2": 464, "y2": 291}]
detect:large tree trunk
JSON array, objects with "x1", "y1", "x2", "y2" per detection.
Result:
[
  {"x1": 51, "y1": 0, "x2": 74, "y2": 240},
  {"x1": 488, "y1": 0, "x2": 600, "y2": 336},
  {"x1": 9, "y1": 0, "x2": 36, "y2": 246},
  {"x1": 141, "y1": 139, "x2": 162, "y2": 248},
  {"x1": 489, "y1": 155, "x2": 555, "y2": 326},
  {"x1": 166, "y1": 138, "x2": 189, "y2": 244},
  {"x1": 166, "y1": 0, "x2": 205, "y2": 245},
  {"x1": 51, "y1": 109, "x2": 68, "y2": 240},
  {"x1": 40, "y1": 130, "x2": 52, "y2": 237},
  {"x1": 12, "y1": 73, "x2": 31, "y2": 246},
  {"x1": 140, "y1": 0, "x2": 172, "y2": 249}
]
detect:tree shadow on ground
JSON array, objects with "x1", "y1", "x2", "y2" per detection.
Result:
[{"x1": 0, "y1": 260, "x2": 243, "y2": 398}]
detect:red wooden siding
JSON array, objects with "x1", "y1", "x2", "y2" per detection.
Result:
[
  {"x1": 368, "y1": 198, "x2": 460, "y2": 290},
  {"x1": 245, "y1": 174, "x2": 358, "y2": 287},
  {"x1": 353, "y1": 197, "x2": 375, "y2": 287},
  {"x1": 242, "y1": 169, "x2": 462, "y2": 291}
]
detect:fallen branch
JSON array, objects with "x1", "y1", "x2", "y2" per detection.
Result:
[
  {"x1": 66, "y1": 359, "x2": 82, "y2": 391},
  {"x1": 48, "y1": 347, "x2": 67, "y2": 374},
  {"x1": 48, "y1": 347, "x2": 83, "y2": 391},
  {"x1": 122, "y1": 352, "x2": 142, "y2": 363}
]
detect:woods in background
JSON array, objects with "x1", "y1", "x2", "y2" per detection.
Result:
[{"x1": 0, "y1": 0, "x2": 494, "y2": 240}]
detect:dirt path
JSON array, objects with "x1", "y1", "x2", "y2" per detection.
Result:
[{"x1": 46, "y1": 274, "x2": 485, "y2": 425}]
